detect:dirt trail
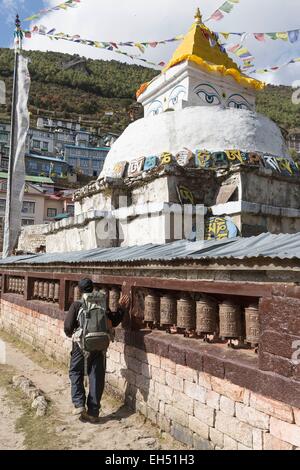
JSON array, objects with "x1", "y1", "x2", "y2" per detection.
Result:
[{"x1": 0, "y1": 338, "x2": 185, "y2": 450}]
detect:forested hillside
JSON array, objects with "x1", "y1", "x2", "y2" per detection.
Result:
[{"x1": 0, "y1": 48, "x2": 299, "y2": 133}]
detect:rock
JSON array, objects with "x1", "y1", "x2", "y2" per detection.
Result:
[
  {"x1": 55, "y1": 426, "x2": 66, "y2": 433},
  {"x1": 137, "y1": 437, "x2": 157, "y2": 447},
  {"x1": 32, "y1": 395, "x2": 48, "y2": 416}
]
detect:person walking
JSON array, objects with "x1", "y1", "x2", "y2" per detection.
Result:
[{"x1": 64, "y1": 278, "x2": 130, "y2": 423}]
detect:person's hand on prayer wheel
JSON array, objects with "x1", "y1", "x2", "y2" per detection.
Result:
[{"x1": 119, "y1": 294, "x2": 130, "y2": 310}]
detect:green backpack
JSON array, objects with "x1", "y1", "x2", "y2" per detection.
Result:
[{"x1": 77, "y1": 291, "x2": 111, "y2": 353}]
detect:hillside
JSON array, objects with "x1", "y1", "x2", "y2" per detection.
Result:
[{"x1": 0, "y1": 48, "x2": 299, "y2": 133}]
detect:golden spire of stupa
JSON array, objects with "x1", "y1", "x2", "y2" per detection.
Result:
[{"x1": 194, "y1": 7, "x2": 202, "y2": 24}]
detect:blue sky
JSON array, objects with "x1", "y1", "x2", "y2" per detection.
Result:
[{"x1": 1, "y1": 0, "x2": 300, "y2": 85}]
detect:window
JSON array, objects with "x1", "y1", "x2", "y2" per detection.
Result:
[
  {"x1": 69, "y1": 157, "x2": 77, "y2": 167},
  {"x1": 66, "y1": 204, "x2": 74, "y2": 216},
  {"x1": 47, "y1": 208, "x2": 57, "y2": 218},
  {"x1": 32, "y1": 139, "x2": 40, "y2": 149},
  {"x1": 0, "y1": 131, "x2": 8, "y2": 142},
  {"x1": 0, "y1": 198, "x2": 6, "y2": 212},
  {"x1": 22, "y1": 219, "x2": 34, "y2": 226},
  {"x1": 80, "y1": 158, "x2": 89, "y2": 168},
  {"x1": 42, "y1": 142, "x2": 49, "y2": 151},
  {"x1": 22, "y1": 201, "x2": 35, "y2": 214},
  {"x1": 92, "y1": 159, "x2": 101, "y2": 169},
  {"x1": 0, "y1": 181, "x2": 7, "y2": 191},
  {"x1": 28, "y1": 161, "x2": 38, "y2": 171}
]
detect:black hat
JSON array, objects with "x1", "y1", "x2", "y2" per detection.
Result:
[{"x1": 78, "y1": 278, "x2": 94, "y2": 293}]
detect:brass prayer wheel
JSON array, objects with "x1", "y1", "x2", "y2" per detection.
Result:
[
  {"x1": 74, "y1": 285, "x2": 81, "y2": 302},
  {"x1": 109, "y1": 287, "x2": 120, "y2": 313},
  {"x1": 33, "y1": 280, "x2": 39, "y2": 298},
  {"x1": 177, "y1": 295, "x2": 196, "y2": 330},
  {"x1": 144, "y1": 293, "x2": 160, "y2": 324},
  {"x1": 8, "y1": 277, "x2": 13, "y2": 291},
  {"x1": 21, "y1": 278, "x2": 25, "y2": 294},
  {"x1": 43, "y1": 282, "x2": 49, "y2": 300},
  {"x1": 245, "y1": 304, "x2": 260, "y2": 345},
  {"x1": 38, "y1": 281, "x2": 44, "y2": 299},
  {"x1": 196, "y1": 298, "x2": 218, "y2": 335},
  {"x1": 160, "y1": 294, "x2": 177, "y2": 326},
  {"x1": 18, "y1": 278, "x2": 22, "y2": 293},
  {"x1": 12, "y1": 277, "x2": 17, "y2": 292},
  {"x1": 219, "y1": 300, "x2": 242, "y2": 339},
  {"x1": 54, "y1": 282, "x2": 60, "y2": 302},
  {"x1": 48, "y1": 282, "x2": 55, "y2": 301}
]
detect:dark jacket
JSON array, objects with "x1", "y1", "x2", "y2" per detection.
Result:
[{"x1": 64, "y1": 300, "x2": 125, "y2": 338}]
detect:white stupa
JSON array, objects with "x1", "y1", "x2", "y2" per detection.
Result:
[
  {"x1": 101, "y1": 8, "x2": 289, "y2": 178},
  {"x1": 45, "y1": 8, "x2": 300, "y2": 253}
]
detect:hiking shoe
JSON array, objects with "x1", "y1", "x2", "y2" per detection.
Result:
[
  {"x1": 80, "y1": 410, "x2": 100, "y2": 424},
  {"x1": 72, "y1": 406, "x2": 85, "y2": 416}
]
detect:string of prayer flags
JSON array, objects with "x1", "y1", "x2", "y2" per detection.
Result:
[
  {"x1": 247, "y1": 56, "x2": 300, "y2": 74},
  {"x1": 24, "y1": 0, "x2": 81, "y2": 22},
  {"x1": 206, "y1": 0, "x2": 240, "y2": 22}
]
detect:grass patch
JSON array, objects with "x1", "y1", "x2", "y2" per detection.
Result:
[{"x1": 0, "y1": 364, "x2": 70, "y2": 450}]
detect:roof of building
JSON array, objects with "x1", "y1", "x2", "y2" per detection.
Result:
[
  {"x1": 26, "y1": 153, "x2": 70, "y2": 164},
  {"x1": 0, "y1": 172, "x2": 54, "y2": 184},
  {"x1": 1, "y1": 232, "x2": 300, "y2": 266},
  {"x1": 64, "y1": 145, "x2": 110, "y2": 152}
]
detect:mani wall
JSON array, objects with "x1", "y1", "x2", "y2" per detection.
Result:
[{"x1": 0, "y1": 255, "x2": 300, "y2": 450}]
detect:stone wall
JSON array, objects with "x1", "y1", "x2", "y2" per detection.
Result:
[
  {"x1": 1, "y1": 293, "x2": 300, "y2": 450},
  {"x1": 17, "y1": 224, "x2": 47, "y2": 253}
]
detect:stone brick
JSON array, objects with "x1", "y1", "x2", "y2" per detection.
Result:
[
  {"x1": 215, "y1": 411, "x2": 253, "y2": 448},
  {"x1": 223, "y1": 435, "x2": 238, "y2": 450},
  {"x1": 147, "y1": 393, "x2": 160, "y2": 412},
  {"x1": 165, "y1": 405, "x2": 188, "y2": 427},
  {"x1": 235, "y1": 403, "x2": 269, "y2": 430},
  {"x1": 171, "y1": 423, "x2": 193, "y2": 447},
  {"x1": 203, "y1": 354, "x2": 225, "y2": 379},
  {"x1": 157, "y1": 414, "x2": 171, "y2": 433},
  {"x1": 194, "y1": 402, "x2": 215, "y2": 427},
  {"x1": 165, "y1": 372, "x2": 184, "y2": 392},
  {"x1": 198, "y1": 372, "x2": 212, "y2": 390},
  {"x1": 146, "y1": 406, "x2": 157, "y2": 424},
  {"x1": 146, "y1": 353, "x2": 161, "y2": 368},
  {"x1": 155, "y1": 382, "x2": 173, "y2": 403},
  {"x1": 259, "y1": 351, "x2": 293, "y2": 378},
  {"x1": 171, "y1": 392, "x2": 193, "y2": 416},
  {"x1": 293, "y1": 407, "x2": 300, "y2": 426},
  {"x1": 206, "y1": 390, "x2": 220, "y2": 410},
  {"x1": 250, "y1": 392, "x2": 294, "y2": 423},
  {"x1": 185, "y1": 346, "x2": 203, "y2": 371},
  {"x1": 160, "y1": 357, "x2": 176, "y2": 373},
  {"x1": 151, "y1": 365, "x2": 166, "y2": 385},
  {"x1": 127, "y1": 356, "x2": 142, "y2": 374},
  {"x1": 209, "y1": 428, "x2": 224, "y2": 448},
  {"x1": 260, "y1": 331, "x2": 299, "y2": 360},
  {"x1": 263, "y1": 433, "x2": 293, "y2": 451},
  {"x1": 193, "y1": 434, "x2": 214, "y2": 450},
  {"x1": 188, "y1": 416, "x2": 209, "y2": 440},
  {"x1": 270, "y1": 417, "x2": 300, "y2": 447},
  {"x1": 220, "y1": 396, "x2": 235, "y2": 417},
  {"x1": 135, "y1": 400, "x2": 147, "y2": 416},
  {"x1": 211, "y1": 377, "x2": 244, "y2": 402},
  {"x1": 252, "y1": 429, "x2": 264, "y2": 450},
  {"x1": 184, "y1": 381, "x2": 206, "y2": 403},
  {"x1": 135, "y1": 348, "x2": 148, "y2": 363},
  {"x1": 136, "y1": 374, "x2": 152, "y2": 393},
  {"x1": 175, "y1": 364, "x2": 198, "y2": 383},
  {"x1": 169, "y1": 343, "x2": 185, "y2": 366},
  {"x1": 243, "y1": 389, "x2": 251, "y2": 406}
]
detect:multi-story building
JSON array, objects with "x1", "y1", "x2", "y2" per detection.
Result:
[
  {"x1": 288, "y1": 128, "x2": 300, "y2": 157},
  {"x1": 26, "y1": 153, "x2": 73, "y2": 179},
  {"x1": 64, "y1": 145, "x2": 109, "y2": 177}
]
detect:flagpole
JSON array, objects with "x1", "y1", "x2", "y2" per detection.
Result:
[{"x1": 3, "y1": 15, "x2": 21, "y2": 258}]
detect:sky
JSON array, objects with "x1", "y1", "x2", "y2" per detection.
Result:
[{"x1": 0, "y1": 0, "x2": 300, "y2": 86}]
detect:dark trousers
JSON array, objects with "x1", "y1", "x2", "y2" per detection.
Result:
[{"x1": 69, "y1": 343, "x2": 106, "y2": 417}]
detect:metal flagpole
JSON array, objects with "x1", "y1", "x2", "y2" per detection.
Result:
[{"x1": 3, "y1": 15, "x2": 22, "y2": 257}]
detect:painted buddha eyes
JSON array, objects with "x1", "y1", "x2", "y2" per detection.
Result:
[
  {"x1": 227, "y1": 94, "x2": 250, "y2": 110},
  {"x1": 194, "y1": 84, "x2": 221, "y2": 106},
  {"x1": 147, "y1": 100, "x2": 163, "y2": 117},
  {"x1": 168, "y1": 85, "x2": 186, "y2": 107}
]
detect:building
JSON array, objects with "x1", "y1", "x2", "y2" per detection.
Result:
[
  {"x1": 64, "y1": 144, "x2": 109, "y2": 177},
  {"x1": 25, "y1": 153, "x2": 73, "y2": 179},
  {"x1": 288, "y1": 128, "x2": 300, "y2": 157}
]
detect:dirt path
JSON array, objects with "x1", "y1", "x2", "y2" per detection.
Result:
[{"x1": 0, "y1": 335, "x2": 186, "y2": 451}]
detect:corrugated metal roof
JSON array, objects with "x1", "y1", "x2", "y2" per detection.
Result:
[{"x1": 1, "y1": 232, "x2": 300, "y2": 266}]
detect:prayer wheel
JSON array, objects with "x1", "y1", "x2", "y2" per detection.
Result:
[
  {"x1": 196, "y1": 298, "x2": 218, "y2": 335},
  {"x1": 177, "y1": 295, "x2": 196, "y2": 331},
  {"x1": 33, "y1": 280, "x2": 39, "y2": 298},
  {"x1": 15, "y1": 278, "x2": 20, "y2": 293},
  {"x1": 43, "y1": 282, "x2": 49, "y2": 300},
  {"x1": 109, "y1": 287, "x2": 120, "y2": 313},
  {"x1": 54, "y1": 282, "x2": 60, "y2": 303},
  {"x1": 38, "y1": 281, "x2": 44, "y2": 299},
  {"x1": 74, "y1": 285, "x2": 81, "y2": 302},
  {"x1": 48, "y1": 282, "x2": 55, "y2": 301},
  {"x1": 21, "y1": 278, "x2": 25, "y2": 294},
  {"x1": 160, "y1": 294, "x2": 177, "y2": 327},
  {"x1": 245, "y1": 304, "x2": 260, "y2": 346},
  {"x1": 12, "y1": 277, "x2": 17, "y2": 292},
  {"x1": 219, "y1": 300, "x2": 242, "y2": 339},
  {"x1": 144, "y1": 293, "x2": 160, "y2": 325},
  {"x1": 18, "y1": 278, "x2": 22, "y2": 293},
  {"x1": 8, "y1": 277, "x2": 13, "y2": 292}
]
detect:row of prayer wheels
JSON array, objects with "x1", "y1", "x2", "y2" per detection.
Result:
[
  {"x1": 33, "y1": 280, "x2": 60, "y2": 303},
  {"x1": 143, "y1": 292, "x2": 259, "y2": 348},
  {"x1": 72, "y1": 285, "x2": 121, "y2": 313},
  {"x1": 7, "y1": 277, "x2": 25, "y2": 295}
]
